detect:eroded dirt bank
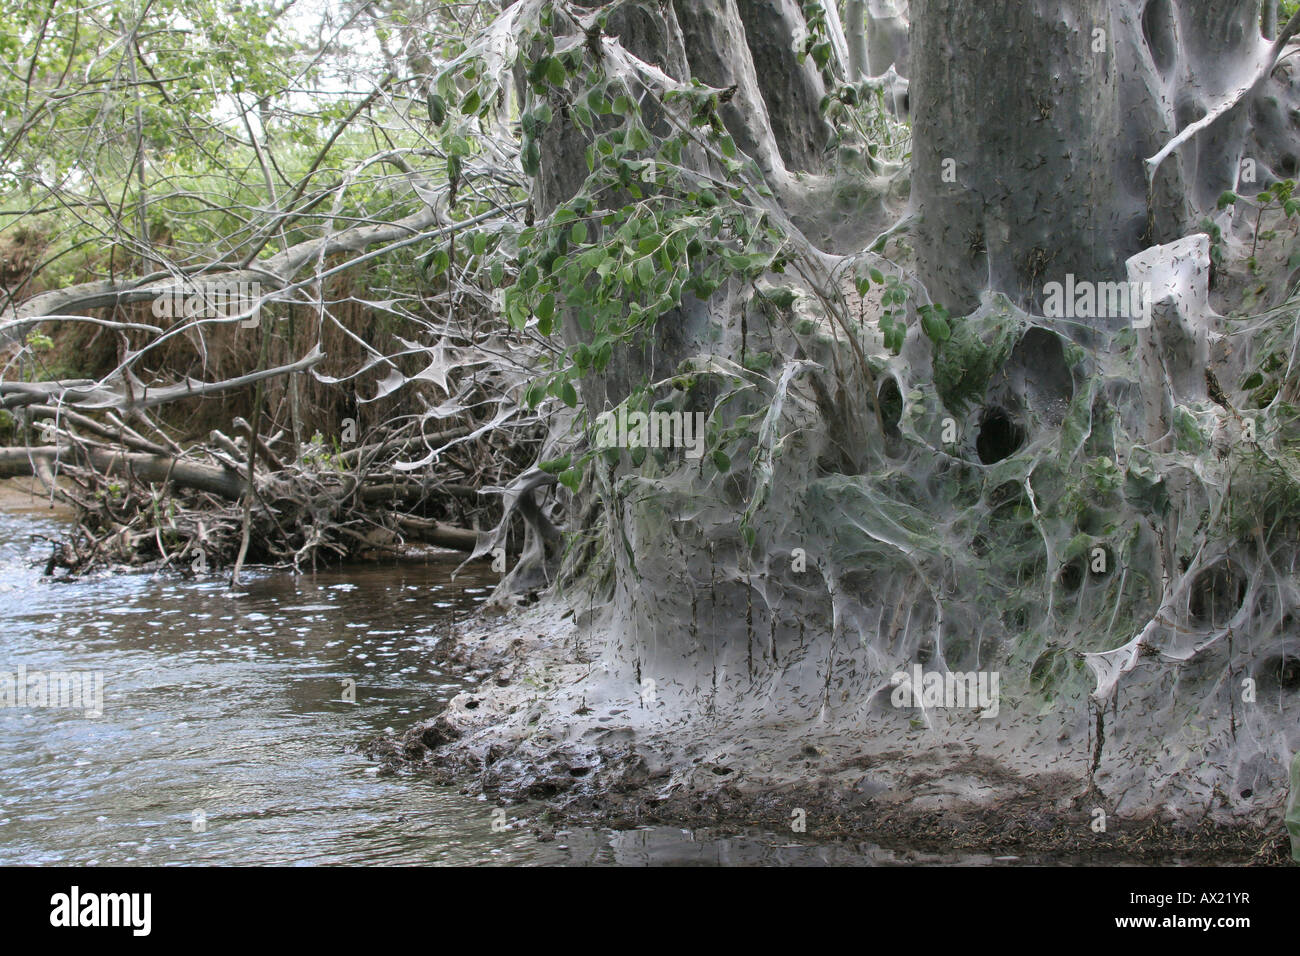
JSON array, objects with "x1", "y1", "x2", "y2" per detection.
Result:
[
  {"x1": 367, "y1": 602, "x2": 1293, "y2": 865},
  {"x1": 0, "y1": 475, "x2": 75, "y2": 515}
]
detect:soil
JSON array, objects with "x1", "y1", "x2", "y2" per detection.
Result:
[
  {"x1": 0, "y1": 475, "x2": 74, "y2": 516},
  {"x1": 365, "y1": 601, "x2": 1295, "y2": 865}
]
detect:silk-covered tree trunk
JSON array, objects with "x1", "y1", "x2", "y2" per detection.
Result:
[
  {"x1": 487, "y1": 0, "x2": 1300, "y2": 834},
  {"x1": 910, "y1": 0, "x2": 1273, "y2": 314}
]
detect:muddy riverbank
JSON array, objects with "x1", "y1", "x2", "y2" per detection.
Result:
[
  {"x1": 0, "y1": 475, "x2": 74, "y2": 516},
  {"x1": 372, "y1": 603, "x2": 1294, "y2": 865}
]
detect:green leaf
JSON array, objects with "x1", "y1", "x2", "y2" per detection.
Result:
[
  {"x1": 560, "y1": 381, "x2": 578, "y2": 407},
  {"x1": 558, "y1": 467, "x2": 582, "y2": 492},
  {"x1": 921, "y1": 309, "x2": 951, "y2": 344},
  {"x1": 507, "y1": 296, "x2": 528, "y2": 330},
  {"x1": 885, "y1": 324, "x2": 905, "y2": 355},
  {"x1": 521, "y1": 139, "x2": 541, "y2": 177},
  {"x1": 712, "y1": 449, "x2": 731, "y2": 472},
  {"x1": 426, "y1": 92, "x2": 447, "y2": 127},
  {"x1": 539, "y1": 454, "x2": 572, "y2": 474},
  {"x1": 426, "y1": 248, "x2": 450, "y2": 278},
  {"x1": 766, "y1": 287, "x2": 797, "y2": 310},
  {"x1": 536, "y1": 292, "x2": 556, "y2": 322}
]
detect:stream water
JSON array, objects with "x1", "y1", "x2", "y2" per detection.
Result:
[{"x1": 0, "y1": 502, "x2": 1020, "y2": 866}]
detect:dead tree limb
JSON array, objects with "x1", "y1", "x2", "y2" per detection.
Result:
[{"x1": 0, "y1": 445, "x2": 249, "y2": 498}]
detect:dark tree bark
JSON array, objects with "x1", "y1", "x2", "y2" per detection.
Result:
[
  {"x1": 910, "y1": 0, "x2": 1135, "y2": 313},
  {"x1": 734, "y1": 0, "x2": 832, "y2": 172},
  {"x1": 910, "y1": 0, "x2": 1272, "y2": 314}
]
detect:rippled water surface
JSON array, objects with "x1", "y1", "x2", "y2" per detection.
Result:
[{"x1": 0, "y1": 503, "x2": 1023, "y2": 866}]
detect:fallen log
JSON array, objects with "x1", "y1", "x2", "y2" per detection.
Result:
[
  {"x1": 358, "y1": 481, "x2": 479, "y2": 504},
  {"x1": 0, "y1": 346, "x2": 325, "y2": 412},
  {"x1": 394, "y1": 515, "x2": 483, "y2": 552},
  {"x1": 0, "y1": 446, "x2": 248, "y2": 499}
]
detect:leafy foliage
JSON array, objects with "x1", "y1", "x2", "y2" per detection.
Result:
[{"x1": 430, "y1": 2, "x2": 804, "y2": 485}]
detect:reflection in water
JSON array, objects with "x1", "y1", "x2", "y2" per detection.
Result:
[{"x1": 0, "y1": 506, "x2": 982, "y2": 866}]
